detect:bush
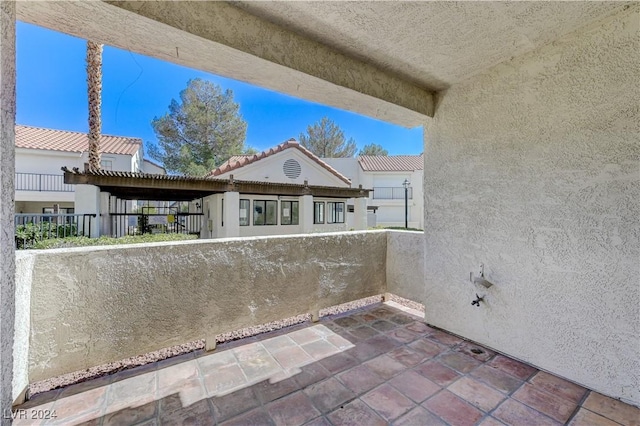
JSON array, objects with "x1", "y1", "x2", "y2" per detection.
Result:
[
  {"x1": 15, "y1": 221, "x2": 79, "y2": 249},
  {"x1": 23, "y1": 233, "x2": 198, "y2": 250}
]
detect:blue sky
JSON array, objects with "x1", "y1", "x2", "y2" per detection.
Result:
[{"x1": 16, "y1": 22, "x2": 423, "y2": 157}]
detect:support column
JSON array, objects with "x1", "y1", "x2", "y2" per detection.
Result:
[
  {"x1": 299, "y1": 194, "x2": 313, "y2": 233},
  {"x1": 74, "y1": 184, "x2": 100, "y2": 237},
  {"x1": 0, "y1": 0, "x2": 16, "y2": 413},
  {"x1": 221, "y1": 191, "x2": 239, "y2": 238},
  {"x1": 99, "y1": 191, "x2": 111, "y2": 237},
  {"x1": 354, "y1": 197, "x2": 368, "y2": 230}
]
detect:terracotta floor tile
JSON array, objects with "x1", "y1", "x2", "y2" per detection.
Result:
[
  {"x1": 156, "y1": 377, "x2": 207, "y2": 410},
  {"x1": 102, "y1": 400, "x2": 157, "y2": 426},
  {"x1": 293, "y1": 363, "x2": 332, "y2": 388},
  {"x1": 105, "y1": 372, "x2": 156, "y2": 411},
  {"x1": 492, "y1": 399, "x2": 560, "y2": 426},
  {"x1": 370, "y1": 319, "x2": 397, "y2": 332},
  {"x1": 529, "y1": 371, "x2": 587, "y2": 404},
  {"x1": 386, "y1": 328, "x2": 420, "y2": 344},
  {"x1": 53, "y1": 386, "x2": 107, "y2": 419},
  {"x1": 337, "y1": 365, "x2": 385, "y2": 395},
  {"x1": 364, "y1": 355, "x2": 408, "y2": 380},
  {"x1": 365, "y1": 334, "x2": 402, "y2": 352},
  {"x1": 327, "y1": 399, "x2": 387, "y2": 426},
  {"x1": 361, "y1": 384, "x2": 415, "y2": 422},
  {"x1": 300, "y1": 339, "x2": 341, "y2": 361},
  {"x1": 158, "y1": 398, "x2": 214, "y2": 426},
  {"x1": 422, "y1": 390, "x2": 483, "y2": 426},
  {"x1": 408, "y1": 338, "x2": 447, "y2": 358},
  {"x1": 319, "y1": 352, "x2": 359, "y2": 374},
  {"x1": 272, "y1": 345, "x2": 314, "y2": 370},
  {"x1": 455, "y1": 341, "x2": 496, "y2": 362},
  {"x1": 448, "y1": 376, "x2": 505, "y2": 412},
  {"x1": 253, "y1": 376, "x2": 300, "y2": 404},
  {"x1": 210, "y1": 386, "x2": 259, "y2": 422},
  {"x1": 488, "y1": 355, "x2": 537, "y2": 380},
  {"x1": 583, "y1": 392, "x2": 640, "y2": 426},
  {"x1": 389, "y1": 314, "x2": 415, "y2": 325},
  {"x1": 202, "y1": 363, "x2": 247, "y2": 397},
  {"x1": 346, "y1": 340, "x2": 386, "y2": 362},
  {"x1": 58, "y1": 375, "x2": 112, "y2": 399},
  {"x1": 569, "y1": 408, "x2": 622, "y2": 426},
  {"x1": 304, "y1": 416, "x2": 332, "y2": 426},
  {"x1": 334, "y1": 317, "x2": 361, "y2": 328},
  {"x1": 387, "y1": 346, "x2": 425, "y2": 367},
  {"x1": 478, "y1": 417, "x2": 508, "y2": 426},
  {"x1": 513, "y1": 383, "x2": 577, "y2": 423},
  {"x1": 427, "y1": 330, "x2": 464, "y2": 347},
  {"x1": 394, "y1": 406, "x2": 447, "y2": 426},
  {"x1": 404, "y1": 321, "x2": 435, "y2": 336},
  {"x1": 304, "y1": 378, "x2": 356, "y2": 413},
  {"x1": 289, "y1": 328, "x2": 323, "y2": 345},
  {"x1": 157, "y1": 359, "x2": 199, "y2": 391},
  {"x1": 348, "y1": 326, "x2": 380, "y2": 341},
  {"x1": 197, "y1": 350, "x2": 238, "y2": 373},
  {"x1": 414, "y1": 360, "x2": 461, "y2": 387},
  {"x1": 352, "y1": 312, "x2": 378, "y2": 323},
  {"x1": 370, "y1": 307, "x2": 396, "y2": 319},
  {"x1": 262, "y1": 335, "x2": 298, "y2": 353},
  {"x1": 389, "y1": 370, "x2": 440, "y2": 403},
  {"x1": 471, "y1": 365, "x2": 523, "y2": 394},
  {"x1": 439, "y1": 351, "x2": 482, "y2": 374},
  {"x1": 220, "y1": 407, "x2": 274, "y2": 426},
  {"x1": 266, "y1": 391, "x2": 321, "y2": 426},
  {"x1": 325, "y1": 334, "x2": 355, "y2": 351}
]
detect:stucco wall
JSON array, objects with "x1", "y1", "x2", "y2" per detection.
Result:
[
  {"x1": 386, "y1": 231, "x2": 425, "y2": 303},
  {"x1": 423, "y1": 7, "x2": 639, "y2": 405},
  {"x1": 23, "y1": 231, "x2": 387, "y2": 381}
]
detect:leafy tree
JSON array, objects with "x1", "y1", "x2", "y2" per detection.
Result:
[
  {"x1": 298, "y1": 117, "x2": 357, "y2": 158},
  {"x1": 148, "y1": 78, "x2": 248, "y2": 175},
  {"x1": 359, "y1": 143, "x2": 388, "y2": 156}
]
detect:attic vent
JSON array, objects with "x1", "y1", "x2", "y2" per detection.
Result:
[{"x1": 283, "y1": 159, "x2": 301, "y2": 179}]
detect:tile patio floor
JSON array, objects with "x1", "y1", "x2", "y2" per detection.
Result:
[{"x1": 14, "y1": 302, "x2": 639, "y2": 426}]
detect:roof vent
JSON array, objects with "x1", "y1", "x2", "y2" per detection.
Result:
[{"x1": 283, "y1": 158, "x2": 301, "y2": 179}]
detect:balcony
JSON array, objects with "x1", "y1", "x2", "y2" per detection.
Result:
[
  {"x1": 372, "y1": 187, "x2": 413, "y2": 200},
  {"x1": 12, "y1": 231, "x2": 640, "y2": 424},
  {"x1": 15, "y1": 172, "x2": 74, "y2": 192}
]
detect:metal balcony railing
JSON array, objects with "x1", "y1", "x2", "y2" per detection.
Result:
[
  {"x1": 15, "y1": 173, "x2": 74, "y2": 192},
  {"x1": 372, "y1": 186, "x2": 413, "y2": 200}
]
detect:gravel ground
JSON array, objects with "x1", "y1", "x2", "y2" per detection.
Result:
[{"x1": 29, "y1": 294, "x2": 422, "y2": 397}]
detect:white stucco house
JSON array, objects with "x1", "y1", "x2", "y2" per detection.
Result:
[
  {"x1": 323, "y1": 155, "x2": 424, "y2": 229},
  {"x1": 203, "y1": 139, "x2": 368, "y2": 238},
  {"x1": 14, "y1": 124, "x2": 164, "y2": 214}
]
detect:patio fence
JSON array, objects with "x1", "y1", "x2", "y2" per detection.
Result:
[{"x1": 15, "y1": 213, "x2": 96, "y2": 249}]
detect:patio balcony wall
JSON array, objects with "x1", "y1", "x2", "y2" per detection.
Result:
[{"x1": 13, "y1": 230, "x2": 426, "y2": 402}]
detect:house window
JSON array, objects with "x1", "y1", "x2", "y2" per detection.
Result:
[
  {"x1": 327, "y1": 202, "x2": 345, "y2": 224},
  {"x1": 281, "y1": 201, "x2": 299, "y2": 225},
  {"x1": 100, "y1": 159, "x2": 113, "y2": 170},
  {"x1": 314, "y1": 202, "x2": 325, "y2": 224},
  {"x1": 239, "y1": 199, "x2": 250, "y2": 226},
  {"x1": 254, "y1": 200, "x2": 277, "y2": 225}
]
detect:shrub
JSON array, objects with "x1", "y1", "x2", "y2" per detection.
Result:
[{"x1": 24, "y1": 233, "x2": 198, "y2": 250}]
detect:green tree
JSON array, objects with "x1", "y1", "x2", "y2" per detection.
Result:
[
  {"x1": 298, "y1": 117, "x2": 357, "y2": 158},
  {"x1": 359, "y1": 143, "x2": 388, "y2": 156},
  {"x1": 148, "y1": 78, "x2": 248, "y2": 175}
]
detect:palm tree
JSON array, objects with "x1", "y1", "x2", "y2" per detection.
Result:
[{"x1": 86, "y1": 41, "x2": 103, "y2": 171}]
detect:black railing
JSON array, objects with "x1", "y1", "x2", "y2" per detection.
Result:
[
  {"x1": 111, "y1": 212, "x2": 203, "y2": 236},
  {"x1": 15, "y1": 213, "x2": 95, "y2": 249},
  {"x1": 15, "y1": 173, "x2": 74, "y2": 192},
  {"x1": 372, "y1": 187, "x2": 413, "y2": 200}
]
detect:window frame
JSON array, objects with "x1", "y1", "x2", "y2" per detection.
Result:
[
  {"x1": 327, "y1": 202, "x2": 345, "y2": 224},
  {"x1": 254, "y1": 200, "x2": 278, "y2": 226},
  {"x1": 239, "y1": 199, "x2": 250, "y2": 226},
  {"x1": 313, "y1": 201, "x2": 325, "y2": 224},
  {"x1": 280, "y1": 200, "x2": 299, "y2": 225}
]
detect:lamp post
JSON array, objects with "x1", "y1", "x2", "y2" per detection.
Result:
[{"x1": 402, "y1": 179, "x2": 410, "y2": 229}]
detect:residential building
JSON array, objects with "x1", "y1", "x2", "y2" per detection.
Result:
[
  {"x1": 14, "y1": 124, "x2": 165, "y2": 214},
  {"x1": 324, "y1": 155, "x2": 424, "y2": 229}
]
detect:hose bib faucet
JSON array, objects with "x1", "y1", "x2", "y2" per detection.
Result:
[{"x1": 471, "y1": 294, "x2": 483, "y2": 307}]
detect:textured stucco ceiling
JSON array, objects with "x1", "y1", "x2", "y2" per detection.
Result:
[{"x1": 232, "y1": 1, "x2": 630, "y2": 91}]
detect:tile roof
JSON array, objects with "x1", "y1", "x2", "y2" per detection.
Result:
[
  {"x1": 206, "y1": 139, "x2": 352, "y2": 185},
  {"x1": 358, "y1": 154, "x2": 424, "y2": 171},
  {"x1": 15, "y1": 125, "x2": 142, "y2": 156}
]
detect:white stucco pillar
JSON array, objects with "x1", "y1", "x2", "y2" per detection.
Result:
[
  {"x1": 74, "y1": 184, "x2": 101, "y2": 238},
  {"x1": 299, "y1": 195, "x2": 314, "y2": 233},
  {"x1": 0, "y1": 0, "x2": 16, "y2": 413},
  {"x1": 221, "y1": 191, "x2": 239, "y2": 238},
  {"x1": 99, "y1": 191, "x2": 111, "y2": 237},
  {"x1": 354, "y1": 197, "x2": 368, "y2": 230}
]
